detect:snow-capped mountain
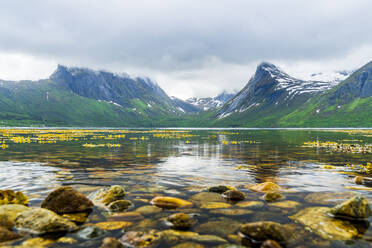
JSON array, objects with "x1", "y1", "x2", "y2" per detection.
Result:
[
  {"x1": 186, "y1": 91, "x2": 236, "y2": 111},
  {"x1": 217, "y1": 62, "x2": 339, "y2": 119}
]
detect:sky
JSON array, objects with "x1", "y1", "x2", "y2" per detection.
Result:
[{"x1": 0, "y1": 0, "x2": 372, "y2": 99}]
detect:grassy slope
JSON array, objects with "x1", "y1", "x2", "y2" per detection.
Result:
[{"x1": 0, "y1": 80, "x2": 172, "y2": 127}]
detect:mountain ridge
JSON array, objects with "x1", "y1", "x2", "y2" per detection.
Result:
[{"x1": 0, "y1": 62, "x2": 371, "y2": 127}]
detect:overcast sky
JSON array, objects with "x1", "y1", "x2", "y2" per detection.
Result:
[{"x1": 0, "y1": 0, "x2": 372, "y2": 99}]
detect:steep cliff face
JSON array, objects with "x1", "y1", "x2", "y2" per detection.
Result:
[
  {"x1": 328, "y1": 61, "x2": 372, "y2": 104},
  {"x1": 50, "y1": 65, "x2": 172, "y2": 108}
]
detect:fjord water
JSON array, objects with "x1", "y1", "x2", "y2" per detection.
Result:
[{"x1": 1, "y1": 128, "x2": 372, "y2": 247}]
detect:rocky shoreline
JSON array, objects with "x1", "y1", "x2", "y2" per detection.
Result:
[{"x1": 0, "y1": 182, "x2": 371, "y2": 248}]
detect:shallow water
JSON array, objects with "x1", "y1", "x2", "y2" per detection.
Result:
[{"x1": 0, "y1": 128, "x2": 372, "y2": 247}]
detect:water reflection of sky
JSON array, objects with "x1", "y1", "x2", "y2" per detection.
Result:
[
  {"x1": 156, "y1": 156, "x2": 252, "y2": 187},
  {"x1": 279, "y1": 161, "x2": 372, "y2": 196},
  {"x1": 0, "y1": 161, "x2": 61, "y2": 195}
]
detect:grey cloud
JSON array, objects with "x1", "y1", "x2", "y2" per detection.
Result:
[{"x1": 0, "y1": 0, "x2": 372, "y2": 98}]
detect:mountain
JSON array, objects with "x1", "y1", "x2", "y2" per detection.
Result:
[
  {"x1": 0, "y1": 65, "x2": 194, "y2": 126},
  {"x1": 278, "y1": 61, "x2": 372, "y2": 127},
  {"x1": 186, "y1": 91, "x2": 236, "y2": 111},
  {"x1": 215, "y1": 62, "x2": 337, "y2": 122},
  {"x1": 170, "y1": 96, "x2": 200, "y2": 113},
  {"x1": 0, "y1": 62, "x2": 370, "y2": 127}
]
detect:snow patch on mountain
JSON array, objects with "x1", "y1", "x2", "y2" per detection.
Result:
[{"x1": 186, "y1": 91, "x2": 236, "y2": 111}]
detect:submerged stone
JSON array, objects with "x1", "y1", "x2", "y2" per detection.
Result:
[
  {"x1": 261, "y1": 239, "x2": 282, "y2": 248},
  {"x1": 290, "y1": 207, "x2": 358, "y2": 240},
  {"x1": 221, "y1": 190, "x2": 245, "y2": 201},
  {"x1": 77, "y1": 225, "x2": 106, "y2": 239},
  {"x1": 92, "y1": 185, "x2": 126, "y2": 206},
  {"x1": 355, "y1": 176, "x2": 364, "y2": 185},
  {"x1": 209, "y1": 209, "x2": 253, "y2": 216},
  {"x1": 329, "y1": 195, "x2": 371, "y2": 220},
  {"x1": 263, "y1": 191, "x2": 284, "y2": 202},
  {"x1": 236, "y1": 201, "x2": 264, "y2": 209},
  {"x1": 240, "y1": 221, "x2": 291, "y2": 243},
  {"x1": 0, "y1": 226, "x2": 21, "y2": 242},
  {"x1": 107, "y1": 200, "x2": 132, "y2": 212},
  {"x1": 304, "y1": 192, "x2": 357, "y2": 205},
  {"x1": 120, "y1": 230, "x2": 161, "y2": 247},
  {"x1": 108, "y1": 211, "x2": 144, "y2": 221},
  {"x1": 195, "y1": 219, "x2": 240, "y2": 237},
  {"x1": 57, "y1": 237, "x2": 78, "y2": 244},
  {"x1": 100, "y1": 237, "x2": 124, "y2": 248},
  {"x1": 161, "y1": 229, "x2": 227, "y2": 245},
  {"x1": 208, "y1": 185, "x2": 236, "y2": 194},
  {"x1": 172, "y1": 242, "x2": 204, "y2": 248},
  {"x1": 151, "y1": 196, "x2": 192, "y2": 209},
  {"x1": 190, "y1": 192, "x2": 224, "y2": 203},
  {"x1": 15, "y1": 208, "x2": 77, "y2": 234},
  {"x1": 62, "y1": 212, "x2": 89, "y2": 223},
  {"x1": 167, "y1": 213, "x2": 195, "y2": 230},
  {"x1": 200, "y1": 202, "x2": 231, "y2": 209},
  {"x1": 268, "y1": 201, "x2": 301, "y2": 209},
  {"x1": 0, "y1": 190, "x2": 28, "y2": 206},
  {"x1": 135, "y1": 205, "x2": 162, "y2": 216},
  {"x1": 41, "y1": 186, "x2": 93, "y2": 214},
  {"x1": 95, "y1": 221, "x2": 132, "y2": 230},
  {"x1": 21, "y1": 237, "x2": 55, "y2": 247},
  {"x1": 248, "y1": 182, "x2": 282, "y2": 193},
  {"x1": 0, "y1": 204, "x2": 30, "y2": 229}
]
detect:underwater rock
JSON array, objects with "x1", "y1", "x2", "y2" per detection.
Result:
[
  {"x1": 15, "y1": 208, "x2": 77, "y2": 234},
  {"x1": 57, "y1": 237, "x2": 77, "y2": 244},
  {"x1": 195, "y1": 219, "x2": 240, "y2": 237},
  {"x1": 108, "y1": 211, "x2": 144, "y2": 221},
  {"x1": 151, "y1": 196, "x2": 193, "y2": 209},
  {"x1": 354, "y1": 176, "x2": 364, "y2": 185},
  {"x1": 161, "y1": 229, "x2": 227, "y2": 245},
  {"x1": 208, "y1": 185, "x2": 235, "y2": 194},
  {"x1": 290, "y1": 207, "x2": 358, "y2": 240},
  {"x1": 172, "y1": 242, "x2": 205, "y2": 248},
  {"x1": 41, "y1": 186, "x2": 93, "y2": 214},
  {"x1": 190, "y1": 192, "x2": 224, "y2": 203},
  {"x1": 263, "y1": 191, "x2": 284, "y2": 202},
  {"x1": 329, "y1": 195, "x2": 371, "y2": 220},
  {"x1": 21, "y1": 237, "x2": 54, "y2": 247},
  {"x1": 62, "y1": 212, "x2": 89, "y2": 223},
  {"x1": 304, "y1": 192, "x2": 357, "y2": 205},
  {"x1": 268, "y1": 201, "x2": 301, "y2": 209},
  {"x1": 0, "y1": 190, "x2": 28, "y2": 206},
  {"x1": 236, "y1": 201, "x2": 264, "y2": 209},
  {"x1": 221, "y1": 190, "x2": 245, "y2": 201},
  {"x1": 100, "y1": 237, "x2": 124, "y2": 248},
  {"x1": 191, "y1": 234, "x2": 228, "y2": 244},
  {"x1": 0, "y1": 204, "x2": 30, "y2": 229},
  {"x1": 240, "y1": 221, "x2": 291, "y2": 243},
  {"x1": 167, "y1": 213, "x2": 195, "y2": 230},
  {"x1": 107, "y1": 200, "x2": 132, "y2": 212},
  {"x1": 209, "y1": 209, "x2": 253, "y2": 216},
  {"x1": 135, "y1": 205, "x2": 162, "y2": 216},
  {"x1": 95, "y1": 221, "x2": 132, "y2": 230},
  {"x1": 261, "y1": 239, "x2": 282, "y2": 248},
  {"x1": 200, "y1": 202, "x2": 231, "y2": 209},
  {"x1": 248, "y1": 182, "x2": 282, "y2": 193},
  {"x1": 92, "y1": 185, "x2": 126, "y2": 206},
  {"x1": 77, "y1": 225, "x2": 106, "y2": 239},
  {"x1": 0, "y1": 226, "x2": 21, "y2": 242},
  {"x1": 120, "y1": 230, "x2": 161, "y2": 247}
]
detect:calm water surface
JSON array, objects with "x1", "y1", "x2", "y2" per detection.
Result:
[{"x1": 0, "y1": 128, "x2": 371, "y2": 247}]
